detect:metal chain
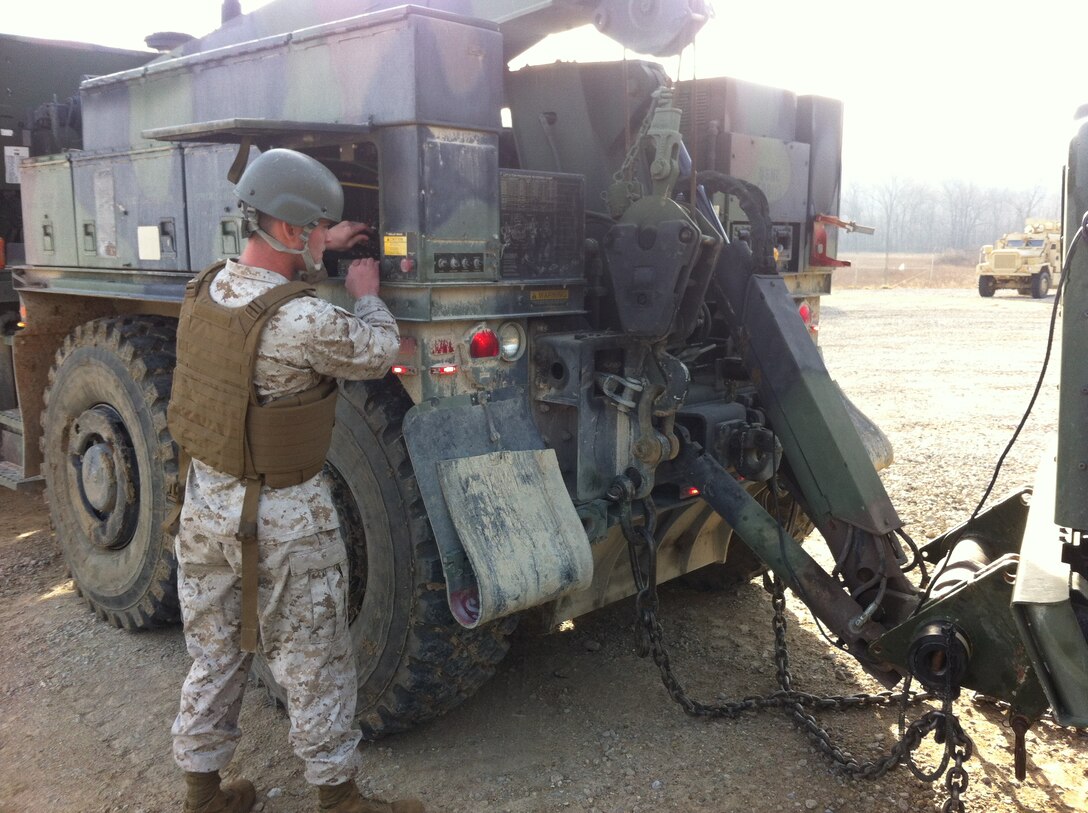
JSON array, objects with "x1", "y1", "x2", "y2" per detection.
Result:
[
  {"x1": 943, "y1": 739, "x2": 972, "y2": 813},
  {"x1": 618, "y1": 492, "x2": 974, "y2": 801}
]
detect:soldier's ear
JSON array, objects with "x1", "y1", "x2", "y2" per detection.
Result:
[{"x1": 275, "y1": 220, "x2": 305, "y2": 248}]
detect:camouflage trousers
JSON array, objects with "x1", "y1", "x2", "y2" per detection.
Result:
[{"x1": 171, "y1": 525, "x2": 362, "y2": 785}]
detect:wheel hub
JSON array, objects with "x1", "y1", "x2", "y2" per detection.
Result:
[
  {"x1": 68, "y1": 405, "x2": 140, "y2": 551},
  {"x1": 80, "y1": 442, "x2": 116, "y2": 512}
]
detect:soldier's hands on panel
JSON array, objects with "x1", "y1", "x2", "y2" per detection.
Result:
[
  {"x1": 344, "y1": 257, "x2": 381, "y2": 299},
  {"x1": 326, "y1": 221, "x2": 374, "y2": 252}
]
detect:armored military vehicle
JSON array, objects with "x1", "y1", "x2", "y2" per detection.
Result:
[
  {"x1": 977, "y1": 218, "x2": 1062, "y2": 298},
  {"x1": 3, "y1": 2, "x2": 1087, "y2": 794}
]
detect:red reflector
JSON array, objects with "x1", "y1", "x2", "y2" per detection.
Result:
[
  {"x1": 684, "y1": 486, "x2": 701, "y2": 498},
  {"x1": 469, "y1": 329, "x2": 500, "y2": 358},
  {"x1": 430, "y1": 364, "x2": 458, "y2": 376},
  {"x1": 798, "y1": 302, "x2": 812, "y2": 324}
]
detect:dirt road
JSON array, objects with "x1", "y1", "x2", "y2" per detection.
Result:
[{"x1": 1, "y1": 287, "x2": 1085, "y2": 813}]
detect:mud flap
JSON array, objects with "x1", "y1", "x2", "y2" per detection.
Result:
[
  {"x1": 403, "y1": 389, "x2": 592, "y2": 628},
  {"x1": 437, "y1": 449, "x2": 592, "y2": 627}
]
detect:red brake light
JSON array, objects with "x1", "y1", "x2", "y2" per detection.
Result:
[{"x1": 469, "y1": 329, "x2": 500, "y2": 358}]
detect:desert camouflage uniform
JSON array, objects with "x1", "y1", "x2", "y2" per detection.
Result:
[{"x1": 171, "y1": 259, "x2": 399, "y2": 786}]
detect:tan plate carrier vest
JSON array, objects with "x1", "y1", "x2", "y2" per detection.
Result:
[{"x1": 168, "y1": 261, "x2": 339, "y2": 651}]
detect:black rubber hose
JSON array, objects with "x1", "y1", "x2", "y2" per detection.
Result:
[{"x1": 696, "y1": 170, "x2": 775, "y2": 273}]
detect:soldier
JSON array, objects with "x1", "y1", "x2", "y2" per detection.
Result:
[{"x1": 167, "y1": 148, "x2": 423, "y2": 813}]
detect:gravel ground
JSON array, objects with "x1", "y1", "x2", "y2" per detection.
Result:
[{"x1": 1, "y1": 287, "x2": 1085, "y2": 813}]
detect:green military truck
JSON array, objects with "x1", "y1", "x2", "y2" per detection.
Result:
[
  {"x1": 2, "y1": 1, "x2": 1086, "y2": 788},
  {"x1": 0, "y1": 32, "x2": 153, "y2": 289},
  {"x1": 0, "y1": 0, "x2": 900, "y2": 735},
  {"x1": 977, "y1": 218, "x2": 1062, "y2": 298}
]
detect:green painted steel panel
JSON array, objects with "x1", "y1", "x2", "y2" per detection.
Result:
[
  {"x1": 19, "y1": 155, "x2": 78, "y2": 267},
  {"x1": 81, "y1": 10, "x2": 504, "y2": 152},
  {"x1": 1057, "y1": 115, "x2": 1088, "y2": 530},
  {"x1": 70, "y1": 146, "x2": 189, "y2": 270}
]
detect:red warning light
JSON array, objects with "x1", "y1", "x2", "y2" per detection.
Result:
[
  {"x1": 798, "y1": 301, "x2": 818, "y2": 336},
  {"x1": 469, "y1": 329, "x2": 500, "y2": 358}
]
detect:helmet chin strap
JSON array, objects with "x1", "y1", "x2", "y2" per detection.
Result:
[
  {"x1": 298, "y1": 252, "x2": 328, "y2": 283},
  {"x1": 246, "y1": 206, "x2": 327, "y2": 282}
]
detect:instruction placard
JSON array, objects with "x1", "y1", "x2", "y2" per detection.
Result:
[
  {"x1": 4, "y1": 146, "x2": 29, "y2": 185},
  {"x1": 383, "y1": 233, "x2": 407, "y2": 256}
]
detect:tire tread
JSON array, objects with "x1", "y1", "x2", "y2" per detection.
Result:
[{"x1": 41, "y1": 316, "x2": 180, "y2": 630}]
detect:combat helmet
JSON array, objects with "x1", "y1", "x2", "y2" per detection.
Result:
[{"x1": 235, "y1": 148, "x2": 343, "y2": 279}]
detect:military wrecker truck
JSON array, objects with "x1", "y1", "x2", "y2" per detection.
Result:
[
  {"x1": 3, "y1": 0, "x2": 1088, "y2": 794},
  {"x1": 977, "y1": 218, "x2": 1062, "y2": 298}
]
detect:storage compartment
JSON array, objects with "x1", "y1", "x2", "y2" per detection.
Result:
[
  {"x1": 183, "y1": 143, "x2": 256, "y2": 270},
  {"x1": 71, "y1": 146, "x2": 190, "y2": 270},
  {"x1": 81, "y1": 7, "x2": 502, "y2": 152},
  {"x1": 20, "y1": 155, "x2": 78, "y2": 267}
]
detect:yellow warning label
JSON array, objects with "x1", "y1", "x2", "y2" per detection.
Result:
[
  {"x1": 530, "y1": 289, "x2": 570, "y2": 303},
  {"x1": 383, "y1": 233, "x2": 408, "y2": 256}
]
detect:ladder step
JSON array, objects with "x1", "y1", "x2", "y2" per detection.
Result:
[
  {"x1": 0, "y1": 460, "x2": 42, "y2": 491},
  {"x1": 0, "y1": 408, "x2": 22, "y2": 433}
]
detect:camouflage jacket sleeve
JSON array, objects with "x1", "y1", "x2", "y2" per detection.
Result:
[{"x1": 299, "y1": 294, "x2": 400, "y2": 380}]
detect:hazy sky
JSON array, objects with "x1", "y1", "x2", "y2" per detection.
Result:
[{"x1": 5, "y1": 0, "x2": 1083, "y2": 196}]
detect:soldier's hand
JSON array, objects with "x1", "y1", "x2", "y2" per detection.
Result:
[
  {"x1": 326, "y1": 221, "x2": 373, "y2": 252},
  {"x1": 345, "y1": 258, "x2": 381, "y2": 299}
]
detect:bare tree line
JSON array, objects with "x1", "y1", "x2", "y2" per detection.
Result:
[{"x1": 838, "y1": 179, "x2": 1061, "y2": 258}]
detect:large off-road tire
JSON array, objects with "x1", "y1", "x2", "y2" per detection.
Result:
[
  {"x1": 41, "y1": 316, "x2": 179, "y2": 629},
  {"x1": 977, "y1": 275, "x2": 996, "y2": 298},
  {"x1": 253, "y1": 378, "x2": 517, "y2": 738},
  {"x1": 1031, "y1": 270, "x2": 1051, "y2": 299},
  {"x1": 682, "y1": 485, "x2": 815, "y2": 591}
]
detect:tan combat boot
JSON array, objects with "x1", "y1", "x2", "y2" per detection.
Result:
[
  {"x1": 184, "y1": 770, "x2": 256, "y2": 813},
  {"x1": 316, "y1": 780, "x2": 425, "y2": 813}
]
